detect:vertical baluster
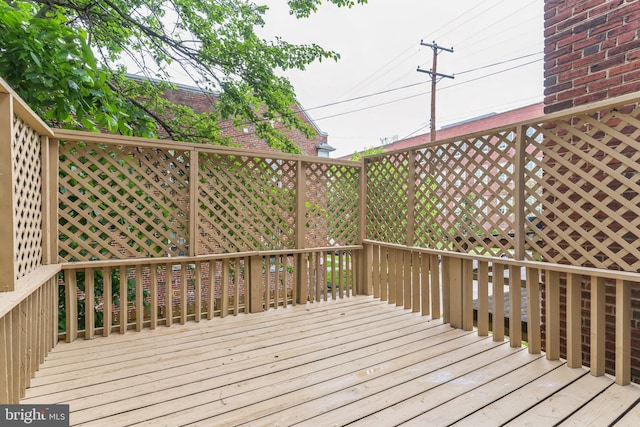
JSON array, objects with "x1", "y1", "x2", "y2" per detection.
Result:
[
  {"x1": 421, "y1": 253, "x2": 430, "y2": 317},
  {"x1": 85, "y1": 268, "x2": 95, "y2": 339},
  {"x1": 403, "y1": 250, "x2": 411, "y2": 309},
  {"x1": 103, "y1": 267, "x2": 112, "y2": 336},
  {"x1": 221, "y1": 258, "x2": 229, "y2": 318},
  {"x1": 373, "y1": 245, "x2": 380, "y2": 299},
  {"x1": 274, "y1": 255, "x2": 280, "y2": 308},
  {"x1": 545, "y1": 270, "x2": 560, "y2": 360},
  {"x1": 616, "y1": 279, "x2": 631, "y2": 385},
  {"x1": 509, "y1": 265, "x2": 522, "y2": 347},
  {"x1": 234, "y1": 258, "x2": 241, "y2": 314},
  {"x1": 207, "y1": 260, "x2": 215, "y2": 320},
  {"x1": 477, "y1": 261, "x2": 489, "y2": 336},
  {"x1": 149, "y1": 265, "x2": 157, "y2": 330},
  {"x1": 526, "y1": 267, "x2": 541, "y2": 354},
  {"x1": 430, "y1": 254, "x2": 440, "y2": 319},
  {"x1": 412, "y1": 252, "x2": 420, "y2": 313},
  {"x1": 590, "y1": 275, "x2": 605, "y2": 376},
  {"x1": 462, "y1": 259, "x2": 474, "y2": 331},
  {"x1": 194, "y1": 262, "x2": 202, "y2": 322},
  {"x1": 567, "y1": 273, "x2": 582, "y2": 368},
  {"x1": 165, "y1": 263, "x2": 173, "y2": 327},
  {"x1": 65, "y1": 269, "x2": 77, "y2": 342},
  {"x1": 492, "y1": 262, "x2": 505, "y2": 341},
  {"x1": 180, "y1": 263, "x2": 187, "y2": 324},
  {"x1": 119, "y1": 265, "x2": 127, "y2": 333},
  {"x1": 380, "y1": 248, "x2": 388, "y2": 302},
  {"x1": 135, "y1": 265, "x2": 143, "y2": 332}
]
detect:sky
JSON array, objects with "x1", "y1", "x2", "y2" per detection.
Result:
[{"x1": 255, "y1": 0, "x2": 545, "y2": 158}]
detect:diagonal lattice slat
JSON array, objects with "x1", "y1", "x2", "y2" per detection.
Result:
[
  {"x1": 524, "y1": 105, "x2": 640, "y2": 270},
  {"x1": 305, "y1": 163, "x2": 359, "y2": 247},
  {"x1": 413, "y1": 130, "x2": 517, "y2": 257},
  {"x1": 58, "y1": 142, "x2": 190, "y2": 261},
  {"x1": 12, "y1": 116, "x2": 42, "y2": 279},
  {"x1": 198, "y1": 154, "x2": 296, "y2": 253},
  {"x1": 366, "y1": 153, "x2": 410, "y2": 245}
]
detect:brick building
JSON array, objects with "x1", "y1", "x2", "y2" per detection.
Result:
[
  {"x1": 157, "y1": 80, "x2": 334, "y2": 157},
  {"x1": 543, "y1": 0, "x2": 640, "y2": 382}
]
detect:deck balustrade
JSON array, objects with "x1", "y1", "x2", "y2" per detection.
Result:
[{"x1": 1, "y1": 76, "x2": 640, "y2": 413}]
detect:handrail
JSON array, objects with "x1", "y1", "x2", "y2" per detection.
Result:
[
  {"x1": 364, "y1": 89, "x2": 640, "y2": 160},
  {"x1": 52, "y1": 128, "x2": 359, "y2": 167},
  {"x1": 60, "y1": 245, "x2": 364, "y2": 270},
  {"x1": 364, "y1": 239, "x2": 640, "y2": 283},
  {"x1": 0, "y1": 265, "x2": 60, "y2": 403},
  {"x1": 0, "y1": 77, "x2": 53, "y2": 137}
]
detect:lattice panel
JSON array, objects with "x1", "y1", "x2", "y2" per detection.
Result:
[
  {"x1": 58, "y1": 142, "x2": 190, "y2": 261},
  {"x1": 12, "y1": 116, "x2": 42, "y2": 279},
  {"x1": 414, "y1": 131, "x2": 517, "y2": 256},
  {"x1": 198, "y1": 154, "x2": 296, "y2": 253},
  {"x1": 524, "y1": 105, "x2": 640, "y2": 270},
  {"x1": 305, "y1": 163, "x2": 359, "y2": 247},
  {"x1": 366, "y1": 153, "x2": 410, "y2": 244}
]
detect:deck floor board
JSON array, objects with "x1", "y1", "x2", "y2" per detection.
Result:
[{"x1": 21, "y1": 296, "x2": 640, "y2": 426}]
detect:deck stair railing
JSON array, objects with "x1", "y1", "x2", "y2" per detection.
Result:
[{"x1": 2, "y1": 74, "x2": 640, "y2": 403}]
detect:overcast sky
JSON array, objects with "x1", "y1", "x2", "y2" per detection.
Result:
[{"x1": 256, "y1": 0, "x2": 545, "y2": 158}]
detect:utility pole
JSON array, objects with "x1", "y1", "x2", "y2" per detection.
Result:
[{"x1": 417, "y1": 40, "x2": 454, "y2": 141}]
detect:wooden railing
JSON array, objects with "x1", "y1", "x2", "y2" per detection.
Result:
[
  {"x1": 3, "y1": 76, "x2": 640, "y2": 403},
  {"x1": 363, "y1": 240, "x2": 639, "y2": 385},
  {"x1": 363, "y1": 92, "x2": 640, "y2": 386},
  {"x1": 0, "y1": 266, "x2": 61, "y2": 403},
  {"x1": 58, "y1": 247, "x2": 361, "y2": 342}
]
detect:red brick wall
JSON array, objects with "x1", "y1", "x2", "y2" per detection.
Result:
[
  {"x1": 544, "y1": 0, "x2": 640, "y2": 114},
  {"x1": 161, "y1": 85, "x2": 327, "y2": 156},
  {"x1": 543, "y1": 0, "x2": 640, "y2": 382}
]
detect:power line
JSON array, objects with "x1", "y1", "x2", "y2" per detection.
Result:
[{"x1": 312, "y1": 57, "x2": 542, "y2": 122}]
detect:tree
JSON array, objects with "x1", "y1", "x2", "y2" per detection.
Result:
[
  {"x1": 350, "y1": 145, "x2": 385, "y2": 161},
  {"x1": 0, "y1": 0, "x2": 367, "y2": 153}
]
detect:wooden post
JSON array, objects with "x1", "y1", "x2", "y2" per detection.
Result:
[
  {"x1": 188, "y1": 150, "x2": 199, "y2": 256},
  {"x1": 41, "y1": 137, "x2": 59, "y2": 265},
  {"x1": 359, "y1": 158, "x2": 370, "y2": 295},
  {"x1": 615, "y1": 279, "x2": 631, "y2": 385},
  {"x1": 0, "y1": 93, "x2": 16, "y2": 291},
  {"x1": 249, "y1": 255, "x2": 264, "y2": 313},
  {"x1": 406, "y1": 150, "x2": 416, "y2": 248},
  {"x1": 513, "y1": 124, "x2": 526, "y2": 260},
  {"x1": 295, "y1": 161, "x2": 308, "y2": 304}
]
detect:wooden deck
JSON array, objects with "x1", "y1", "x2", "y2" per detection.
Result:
[{"x1": 21, "y1": 296, "x2": 640, "y2": 426}]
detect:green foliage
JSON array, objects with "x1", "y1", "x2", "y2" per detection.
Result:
[
  {"x1": 350, "y1": 146, "x2": 385, "y2": 161},
  {"x1": 0, "y1": 0, "x2": 367, "y2": 153},
  {"x1": 58, "y1": 270, "x2": 150, "y2": 333}
]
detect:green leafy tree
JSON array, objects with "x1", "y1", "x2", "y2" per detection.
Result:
[
  {"x1": 350, "y1": 145, "x2": 385, "y2": 161},
  {"x1": 0, "y1": 0, "x2": 367, "y2": 153}
]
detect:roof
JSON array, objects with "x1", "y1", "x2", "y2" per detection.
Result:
[{"x1": 343, "y1": 103, "x2": 544, "y2": 159}]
